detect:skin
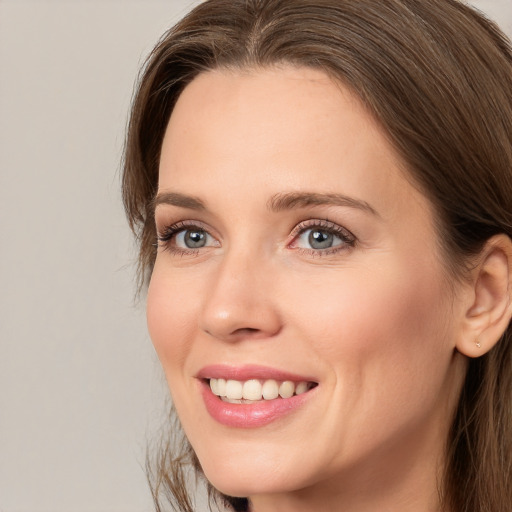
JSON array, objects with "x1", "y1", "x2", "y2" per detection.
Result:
[{"x1": 147, "y1": 66, "x2": 473, "y2": 512}]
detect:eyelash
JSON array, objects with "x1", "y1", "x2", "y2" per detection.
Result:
[
  {"x1": 289, "y1": 219, "x2": 356, "y2": 256},
  {"x1": 156, "y1": 220, "x2": 212, "y2": 256},
  {"x1": 156, "y1": 219, "x2": 356, "y2": 257}
]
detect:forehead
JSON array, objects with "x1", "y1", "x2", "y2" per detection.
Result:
[
  {"x1": 164, "y1": 66, "x2": 379, "y2": 161},
  {"x1": 159, "y1": 66, "x2": 431, "y2": 224}
]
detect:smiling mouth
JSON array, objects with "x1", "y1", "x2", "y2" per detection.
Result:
[{"x1": 208, "y1": 378, "x2": 318, "y2": 403}]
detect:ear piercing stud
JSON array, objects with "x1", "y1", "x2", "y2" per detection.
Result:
[{"x1": 475, "y1": 340, "x2": 481, "y2": 348}]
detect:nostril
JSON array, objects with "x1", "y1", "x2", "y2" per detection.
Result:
[{"x1": 232, "y1": 327, "x2": 270, "y2": 339}]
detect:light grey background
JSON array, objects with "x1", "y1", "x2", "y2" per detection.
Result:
[{"x1": 0, "y1": 1, "x2": 510, "y2": 511}]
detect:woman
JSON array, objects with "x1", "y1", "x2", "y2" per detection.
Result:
[{"x1": 122, "y1": 0, "x2": 512, "y2": 511}]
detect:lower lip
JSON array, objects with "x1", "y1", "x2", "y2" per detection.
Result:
[{"x1": 200, "y1": 381, "x2": 315, "y2": 428}]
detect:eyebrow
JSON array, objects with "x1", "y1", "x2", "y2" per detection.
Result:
[
  {"x1": 153, "y1": 192, "x2": 206, "y2": 211},
  {"x1": 268, "y1": 192, "x2": 379, "y2": 216},
  {"x1": 153, "y1": 191, "x2": 378, "y2": 216}
]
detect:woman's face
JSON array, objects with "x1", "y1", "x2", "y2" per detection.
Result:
[{"x1": 148, "y1": 67, "x2": 467, "y2": 504}]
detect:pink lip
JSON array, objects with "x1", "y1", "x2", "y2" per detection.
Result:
[
  {"x1": 196, "y1": 364, "x2": 316, "y2": 382},
  {"x1": 196, "y1": 365, "x2": 318, "y2": 428}
]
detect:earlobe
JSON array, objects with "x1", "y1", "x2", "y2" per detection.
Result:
[{"x1": 456, "y1": 234, "x2": 512, "y2": 358}]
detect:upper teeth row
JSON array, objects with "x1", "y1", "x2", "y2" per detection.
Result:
[{"x1": 209, "y1": 378, "x2": 312, "y2": 401}]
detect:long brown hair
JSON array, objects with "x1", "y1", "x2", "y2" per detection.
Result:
[{"x1": 122, "y1": 1, "x2": 512, "y2": 510}]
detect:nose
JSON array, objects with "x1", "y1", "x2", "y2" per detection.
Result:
[{"x1": 199, "y1": 249, "x2": 282, "y2": 342}]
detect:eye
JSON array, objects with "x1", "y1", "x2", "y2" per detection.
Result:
[
  {"x1": 290, "y1": 220, "x2": 356, "y2": 253},
  {"x1": 300, "y1": 229, "x2": 341, "y2": 250},
  {"x1": 175, "y1": 229, "x2": 211, "y2": 249},
  {"x1": 157, "y1": 221, "x2": 219, "y2": 254}
]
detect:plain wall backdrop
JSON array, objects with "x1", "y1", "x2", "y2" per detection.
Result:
[{"x1": 0, "y1": 1, "x2": 511, "y2": 511}]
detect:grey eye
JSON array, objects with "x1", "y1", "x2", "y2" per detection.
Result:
[
  {"x1": 176, "y1": 229, "x2": 211, "y2": 249},
  {"x1": 308, "y1": 230, "x2": 335, "y2": 249},
  {"x1": 293, "y1": 227, "x2": 346, "y2": 251}
]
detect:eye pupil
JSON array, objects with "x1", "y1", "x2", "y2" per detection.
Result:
[
  {"x1": 185, "y1": 230, "x2": 206, "y2": 248},
  {"x1": 309, "y1": 230, "x2": 333, "y2": 249}
]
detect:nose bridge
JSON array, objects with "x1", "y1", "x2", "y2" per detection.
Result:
[{"x1": 199, "y1": 243, "x2": 281, "y2": 341}]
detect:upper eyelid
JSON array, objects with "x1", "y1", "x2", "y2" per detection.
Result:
[
  {"x1": 156, "y1": 220, "x2": 215, "y2": 247},
  {"x1": 156, "y1": 221, "x2": 219, "y2": 254},
  {"x1": 156, "y1": 219, "x2": 212, "y2": 235},
  {"x1": 155, "y1": 218, "x2": 356, "y2": 246},
  {"x1": 289, "y1": 219, "x2": 355, "y2": 239}
]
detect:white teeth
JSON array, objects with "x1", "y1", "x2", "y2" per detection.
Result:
[
  {"x1": 295, "y1": 381, "x2": 308, "y2": 395},
  {"x1": 262, "y1": 379, "x2": 279, "y2": 399},
  {"x1": 217, "y1": 378, "x2": 226, "y2": 396},
  {"x1": 279, "y1": 381, "x2": 295, "y2": 398},
  {"x1": 209, "y1": 378, "x2": 314, "y2": 401},
  {"x1": 225, "y1": 380, "x2": 243, "y2": 400},
  {"x1": 243, "y1": 379, "x2": 262, "y2": 400},
  {"x1": 210, "y1": 378, "x2": 219, "y2": 395}
]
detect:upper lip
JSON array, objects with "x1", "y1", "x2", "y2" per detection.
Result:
[{"x1": 196, "y1": 364, "x2": 317, "y2": 383}]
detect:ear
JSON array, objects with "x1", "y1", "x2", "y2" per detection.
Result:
[{"x1": 456, "y1": 234, "x2": 512, "y2": 358}]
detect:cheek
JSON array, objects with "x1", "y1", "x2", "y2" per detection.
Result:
[
  {"x1": 146, "y1": 264, "x2": 199, "y2": 374},
  {"x1": 279, "y1": 256, "x2": 456, "y2": 464},
  {"x1": 295, "y1": 264, "x2": 444, "y2": 338},
  {"x1": 285, "y1": 254, "x2": 453, "y2": 397}
]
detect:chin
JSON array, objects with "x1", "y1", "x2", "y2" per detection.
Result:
[
  {"x1": 195, "y1": 441, "x2": 316, "y2": 498},
  {"x1": 204, "y1": 469, "x2": 294, "y2": 499}
]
